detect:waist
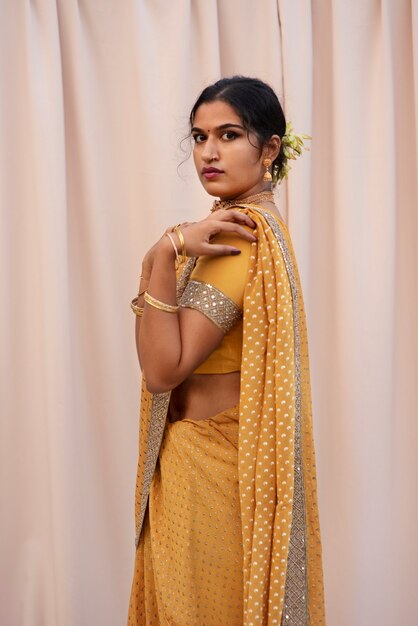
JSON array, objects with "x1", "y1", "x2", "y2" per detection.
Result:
[{"x1": 169, "y1": 372, "x2": 240, "y2": 422}]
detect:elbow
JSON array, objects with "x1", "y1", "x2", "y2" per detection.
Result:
[
  {"x1": 145, "y1": 380, "x2": 172, "y2": 395},
  {"x1": 143, "y1": 371, "x2": 179, "y2": 395},
  {"x1": 141, "y1": 356, "x2": 192, "y2": 394}
]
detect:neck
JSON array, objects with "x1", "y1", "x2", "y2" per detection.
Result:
[
  {"x1": 219, "y1": 184, "x2": 272, "y2": 202},
  {"x1": 211, "y1": 189, "x2": 274, "y2": 212}
]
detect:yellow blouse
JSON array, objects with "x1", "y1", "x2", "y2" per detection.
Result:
[{"x1": 178, "y1": 230, "x2": 253, "y2": 374}]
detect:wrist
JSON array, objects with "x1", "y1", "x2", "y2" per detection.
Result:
[{"x1": 155, "y1": 235, "x2": 177, "y2": 262}]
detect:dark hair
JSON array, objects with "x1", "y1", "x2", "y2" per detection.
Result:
[{"x1": 189, "y1": 76, "x2": 286, "y2": 183}]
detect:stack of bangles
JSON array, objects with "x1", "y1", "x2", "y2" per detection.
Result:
[
  {"x1": 165, "y1": 224, "x2": 187, "y2": 270},
  {"x1": 130, "y1": 291, "x2": 179, "y2": 317},
  {"x1": 130, "y1": 225, "x2": 186, "y2": 317}
]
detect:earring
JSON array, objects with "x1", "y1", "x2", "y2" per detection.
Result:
[{"x1": 263, "y1": 158, "x2": 272, "y2": 182}]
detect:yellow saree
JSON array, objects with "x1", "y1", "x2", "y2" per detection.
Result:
[{"x1": 128, "y1": 205, "x2": 325, "y2": 625}]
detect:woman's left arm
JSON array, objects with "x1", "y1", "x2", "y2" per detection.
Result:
[{"x1": 138, "y1": 210, "x2": 256, "y2": 393}]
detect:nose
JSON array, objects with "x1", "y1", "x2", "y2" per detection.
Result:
[{"x1": 201, "y1": 137, "x2": 219, "y2": 163}]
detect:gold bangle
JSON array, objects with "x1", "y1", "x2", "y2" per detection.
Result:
[
  {"x1": 173, "y1": 226, "x2": 187, "y2": 259},
  {"x1": 165, "y1": 232, "x2": 180, "y2": 269},
  {"x1": 144, "y1": 291, "x2": 179, "y2": 313},
  {"x1": 130, "y1": 297, "x2": 144, "y2": 317}
]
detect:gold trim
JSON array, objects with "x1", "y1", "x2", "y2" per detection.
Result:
[{"x1": 179, "y1": 280, "x2": 242, "y2": 332}]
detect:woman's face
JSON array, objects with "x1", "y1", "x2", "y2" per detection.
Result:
[{"x1": 192, "y1": 100, "x2": 267, "y2": 200}]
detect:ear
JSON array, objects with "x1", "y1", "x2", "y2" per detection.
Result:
[{"x1": 263, "y1": 135, "x2": 281, "y2": 161}]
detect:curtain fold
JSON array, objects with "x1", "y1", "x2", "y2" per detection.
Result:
[
  {"x1": 309, "y1": 1, "x2": 418, "y2": 624},
  {"x1": 1, "y1": 1, "x2": 417, "y2": 625}
]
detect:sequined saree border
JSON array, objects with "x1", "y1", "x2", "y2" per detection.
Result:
[
  {"x1": 179, "y1": 279, "x2": 242, "y2": 332},
  {"x1": 244, "y1": 205, "x2": 309, "y2": 625},
  {"x1": 135, "y1": 392, "x2": 170, "y2": 546},
  {"x1": 176, "y1": 257, "x2": 196, "y2": 300}
]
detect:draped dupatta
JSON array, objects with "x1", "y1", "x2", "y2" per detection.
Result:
[{"x1": 238, "y1": 205, "x2": 325, "y2": 625}]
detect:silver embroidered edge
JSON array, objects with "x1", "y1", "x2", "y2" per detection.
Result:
[
  {"x1": 176, "y1": 257, "x2": 196, "y2": 301},
  {"x1": 179, "y1": 280, "x2": 242, "y2": 333},
  {"x1": 135, "y1": 391, "x2": 170, "y2": 547},
  {"x1": 251, "y1": 206, "x2": 309, "y2": 625}
]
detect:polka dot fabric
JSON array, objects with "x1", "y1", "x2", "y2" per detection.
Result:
[
  {"x1": 237, "y1": 206, "x2": 325, "y2": 625},
  {"x1": 128, "y1": 406, "x2": 244, "y2": 624}
]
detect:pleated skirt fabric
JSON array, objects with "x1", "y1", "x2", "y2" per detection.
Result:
[{"x1": 127, "y1": 405, "x2": 244, "y2": 626}]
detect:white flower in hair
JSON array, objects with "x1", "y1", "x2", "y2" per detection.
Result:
[{"x1": 274, "y1": 122, "x2": 311, "y2": 184}]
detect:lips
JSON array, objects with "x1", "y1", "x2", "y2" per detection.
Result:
[
  {"x1": 202, "y1": 166, "x2": 223, "y2": 173},
  {"x1": 202, "y1": 166, "x2": 224, "y2": 180}
]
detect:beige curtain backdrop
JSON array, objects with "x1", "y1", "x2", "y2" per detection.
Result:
[{"x1": 1, "y1": 1, "x2": 417, "y2": 625}]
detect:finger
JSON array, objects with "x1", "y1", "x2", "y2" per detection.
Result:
[
  {"x1": 210, "y1": 220, "x2": 257, "y2": 241},
  {"x1": 218, "y1": 210, "x2": 257, "y2": 228},
  {"x1": 211, "y1": 209, "x2": 256, "y2": 228},
  {"x1": 199, "y1": 243, "x2": 243, "y2": 256}
]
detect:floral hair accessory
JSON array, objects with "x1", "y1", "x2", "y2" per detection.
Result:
[{"x1": 273, "y1": 122, "x2": 311, "y2": 185}]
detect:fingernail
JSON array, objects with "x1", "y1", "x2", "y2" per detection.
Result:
[{"x1": 231, "y1": 249, "x2": 241, "y2": 255}]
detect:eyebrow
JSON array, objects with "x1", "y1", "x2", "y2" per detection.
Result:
[{"x1": 191, "y1": 123, "x2": 245, "y2": 133}]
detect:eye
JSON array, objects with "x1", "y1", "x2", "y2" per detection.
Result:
[
  {"x1": 192, "y1": 133, "x2": 206, "y2": 144},
  {"x1": 221, "y1": 130, "x2": 239, "y2": 141}
]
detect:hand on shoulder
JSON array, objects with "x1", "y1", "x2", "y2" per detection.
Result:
[{"x1": 178, "y1": 209, "x2": 257, "y2": 258}]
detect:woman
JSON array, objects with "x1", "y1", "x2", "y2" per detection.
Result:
[{"x1": 128, "y1": 76, "x2": 325, "y2": 625}]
